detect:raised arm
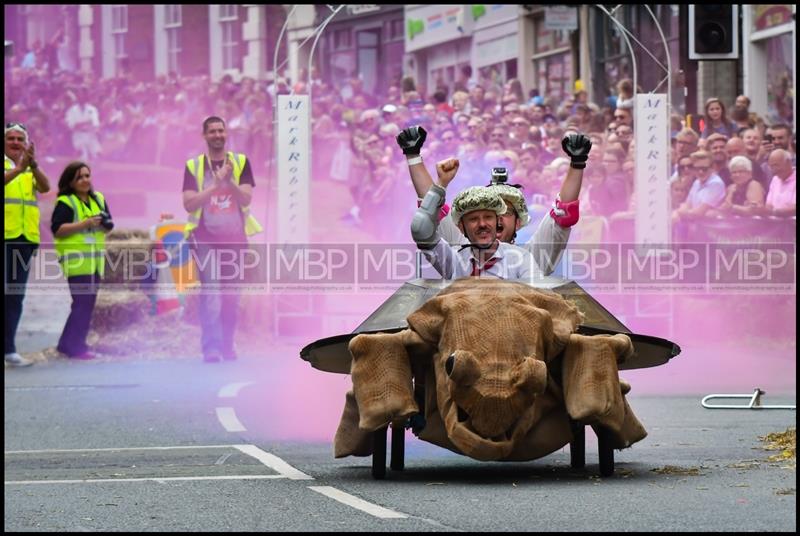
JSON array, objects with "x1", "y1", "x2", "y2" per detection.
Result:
[
  {"x1": 411, "y1": 183, "x2": 446, "y2": 250},
  {"x1": 27, "y1": 142, "x2": 51, "y2": 193},
  {"x1": 397, "y1": 125, "x2": 435, "y2": 198},
  {"x1": 525, "y1": 134, "x2": 592, "y2": 275},
  {"x1": 558, "y1": 133, "x2": 591, "y2": 202}
]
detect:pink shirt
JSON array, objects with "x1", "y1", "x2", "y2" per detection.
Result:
[{"x1": 766, "y1": 170, "x2": 796, "y2": 210}]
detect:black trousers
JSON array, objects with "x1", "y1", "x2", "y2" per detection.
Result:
[
  {"x1": 4, "y1": 238, "x2": 38, "y2": 354},
  {"x1": 57, "y1": 273, "x2": 100, "y2": 357}
]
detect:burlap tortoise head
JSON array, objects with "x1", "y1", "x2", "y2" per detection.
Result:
[{"x1": 405, "y1": 279, "x2": 584, "y2": 460}]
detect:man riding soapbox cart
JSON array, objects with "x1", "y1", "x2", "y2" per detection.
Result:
[{"x1": 300, "y1": 277, "x2": 680, "y2": 479}]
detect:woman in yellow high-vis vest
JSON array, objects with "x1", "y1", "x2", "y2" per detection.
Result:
[
  {"x1": 51, "y1": 161, "x2": 113, "y2": 360},
  {"x1": 4, "y1": 122, "x2": 51, "y2": 367}
]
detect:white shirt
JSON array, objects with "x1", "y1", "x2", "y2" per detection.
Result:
[
  {"x1": 65, "y1": 103, "x2": 100, "y2": 131},
  {"x1": 437, "y1": 210, "x2": 570, "y2": 276},
  {"x1": 422, "y1": 239, "x2": 538, "y2": 280}
]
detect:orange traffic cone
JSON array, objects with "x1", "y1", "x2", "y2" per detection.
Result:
[{"x1": 150, "y1": 242, "x2": 182, "y2": 315}]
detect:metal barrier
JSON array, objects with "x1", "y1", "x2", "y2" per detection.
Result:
[{"x1": 701, "y1": 388, "x2": 796, "y2": 410}]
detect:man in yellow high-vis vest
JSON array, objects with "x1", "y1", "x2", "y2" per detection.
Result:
[
  {"x1": 4, "y1": 122, "x2": 51, "y2": 367},
  {"x1": 182, "y1": 116, "x2": 262, "y2": 363}
]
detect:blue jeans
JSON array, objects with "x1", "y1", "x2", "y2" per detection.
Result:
[{"x1": 193, "y1": 241, "x2": 241, "y2": 357}]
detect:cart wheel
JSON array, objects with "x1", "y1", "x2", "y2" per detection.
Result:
[
  {"x1": 372, "y1": 426, "x2": 387, "y2": 480},
  {"x1": 390, "y1": 424, "x2": 405, "y2": 471},
  {"x1": 569, "y1": 419, "x2": 585, "y2": 469},
  {"x1": 596, "y1": 426, "x2": 615, "y2": 477}
]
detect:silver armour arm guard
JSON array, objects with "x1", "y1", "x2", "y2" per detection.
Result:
[{"x1": 411, "y1": 183, "x2": 446, "y2": 249}]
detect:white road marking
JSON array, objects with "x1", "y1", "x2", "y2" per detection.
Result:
[
  {"x1": 214, "y1": 452, "x2": 233, "y2": 465},
  {"x1": 216, "y1": 407, "x2": 246, "y2": 432},
  {"x1": 5, "y1": 445, "x2": 237, "y2": 455},
  {"x1": 216, "y1": 383, "x2": 252, "y2": 433},
  {"x1": 5, "y1": 475, "x2": 287, "y2": 485},
  {"x1": 308, "y1": 486, "x2": 408, "y2": 519},
  {"x1": 7, "y1": 445, "x2": 408, "y2": 520},
  {"x1": 233, "y1": 444, "x2": 314, "y2": 480},
  {"x1": 218, "y1": 382, "x2": 254, "y2": 398}
]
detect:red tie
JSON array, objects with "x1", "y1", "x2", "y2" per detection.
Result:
[{"x1": 471, "y1": 257, "x2": 498, "y2": 276}]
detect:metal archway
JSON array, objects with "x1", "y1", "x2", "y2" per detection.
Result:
[{"x1": 594, "y1": 5, "x2": 673, "y2": 112}]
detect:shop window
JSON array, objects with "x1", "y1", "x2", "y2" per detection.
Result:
[
  {"x1": 478, "y1": 64, "x2": 505, "y2": 91},
  {"x1": 532, "y1": 14, "x2": 572, "y2": 103},
  {"x1": 110, "y1": 5, "x2": 128, "y2": 74},
  {"x1": 389, "y1": 19, "x2": 404, "y2": 41},
  {"x1": 445, "y1": 66, "x2": 455, "y2": 87},
  {"x1": 765, "y1": 32, "x2": 794, "y2": 125},
  {"x1": 505, "y1": 59, "x2": 517, "y2": 81},
  {"x1": 357, "y1": 30, "x2": 380, "y2": 94},
  {"x1": 164, "y1": 5, "x2": 182, "y2": 75},
  {"x1": 534, "y1": 16, "x2": 571, "y2": 54},
  {"x1": 220, "y1": 5, "x2": 239, "y2": 71},
  {"x1": 334, "y1": 29, "x2": 351, "y2": 50},
  {"x1": 535, "y1": 53, "x2": 572, "y2": 102}
]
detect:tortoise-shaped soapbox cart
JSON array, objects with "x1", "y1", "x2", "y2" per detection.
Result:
[{"x1": 301, "y1": 277, "x2": 680, "y2": 479}]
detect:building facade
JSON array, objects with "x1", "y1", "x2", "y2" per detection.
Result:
[
  {"x1": 317, "y1": 5, "x2": 405, "y2": 96},
  {"x1": 4, "y1": 4, "x2": 796, "y2": 126},
  {"x1": 742, "y1": 4, "x2": 795, "y2": 126},
  {"x1": 403, "y1": 5, "x2": 475, "y2": 95},
  {"x1": 7, "y1": 5, "x2": 287, "y2": 82}
]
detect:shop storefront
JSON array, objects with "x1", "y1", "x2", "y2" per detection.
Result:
[
  {"x1": 586, "y1": 5, "x2": 680, "y2": 112},
  {"x1": 471, "y1": 5, "x2": 520, "y2": 88},
  {"x1": 320, "y1": 5, "x2": 404, "y2": 97},
  {"x1": 404, "y1": 5, "x2": 474, "y2": 94},
  {"x1": 521, "y1": 6, "x2": 578, "y2": 106},
  {"x1": 743, "y1": 5, "x2": 795, "y2": 126}
]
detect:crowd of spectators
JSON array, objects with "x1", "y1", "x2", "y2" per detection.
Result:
[
  {"x1": 669, "y1": 115, "x2": 795, "y2": 224},
  {"x1": 309, "y1": 68, "x2": 795, "y2": 242},
  {"x1": 5, "y1": 63, "x2": 277, "y2": 174},
  {"x1": 5, "y1": 56, "x2": 796, "y2": 242}
]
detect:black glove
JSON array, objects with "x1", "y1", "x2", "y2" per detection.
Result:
[
  {"x1": 562, "y1": 133, "x2": 592, "y2": 169},
  {"x1": 396, "y1": 125, "x2": 427, "y2": 156}
]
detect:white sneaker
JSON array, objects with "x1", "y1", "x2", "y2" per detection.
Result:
[{"x1": 5, "y1": 352, "x2": 33, "y2": 367}]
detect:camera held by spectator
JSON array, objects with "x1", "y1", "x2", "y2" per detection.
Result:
[{"x1": 97, "y1": 210, "x2": 114, "y2": 230}]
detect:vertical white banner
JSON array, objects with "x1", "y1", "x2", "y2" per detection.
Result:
[
  {"x1": 277, "y1": 95, "x2": 310, "y2": 243},
  {"x1": 634, "y1": 94, "x2": 670, "y2": 246}
]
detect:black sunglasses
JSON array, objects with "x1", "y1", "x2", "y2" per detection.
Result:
[{"x1": 5, "y1": 122, "x2": 27, "y2": 131}]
